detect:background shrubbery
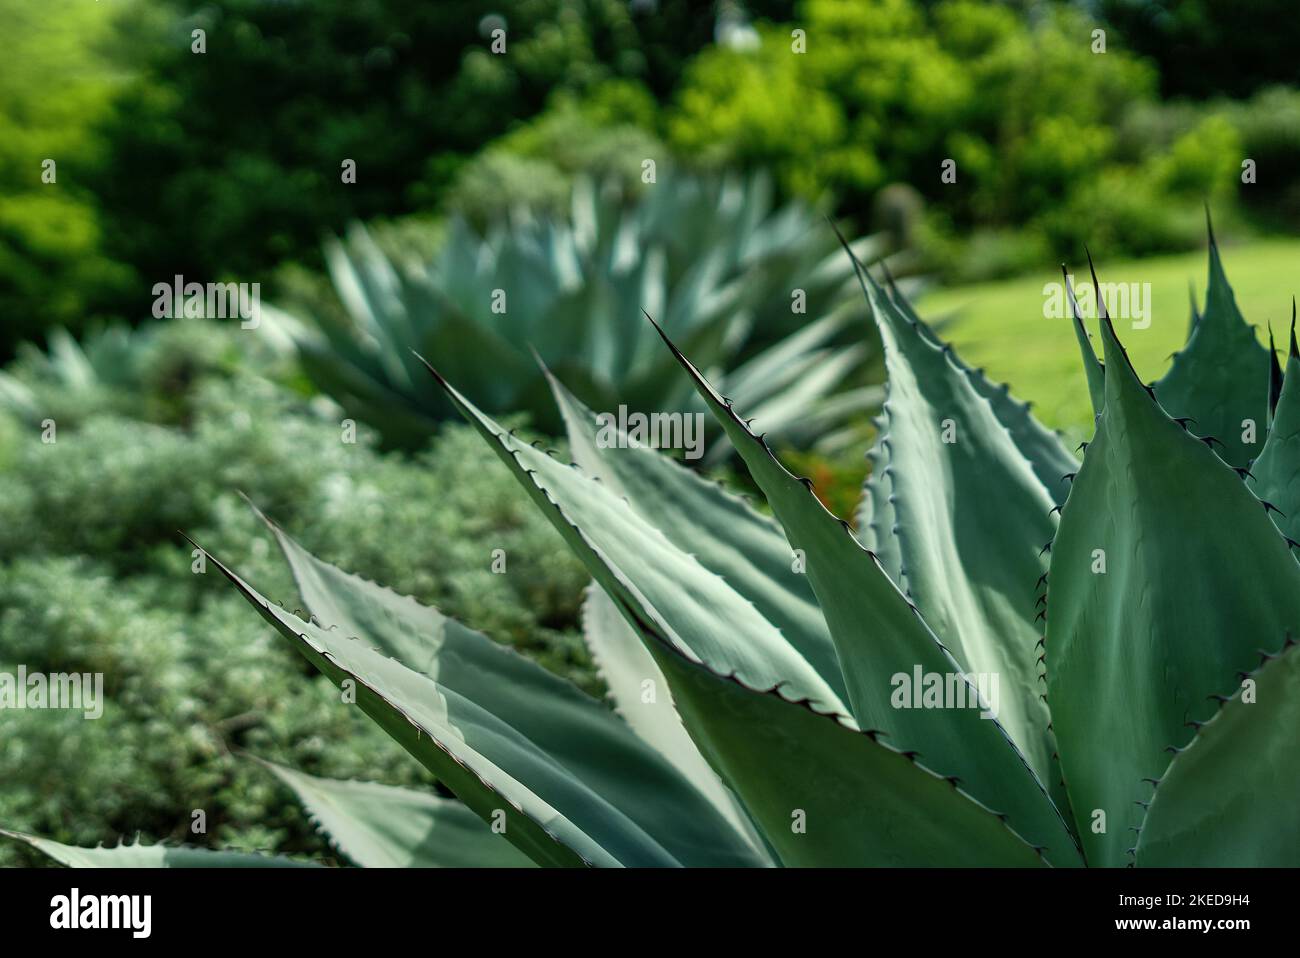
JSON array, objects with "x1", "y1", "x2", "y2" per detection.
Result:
[
  {"x1": 8, "y1": 0, "x2": 1300, "y2": 357},
  {"x1": 0, "y1": 320, "x2": 592, "y2": 865}
]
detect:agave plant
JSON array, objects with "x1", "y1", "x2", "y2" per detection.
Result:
[
  {"x1": 277, "y1": 171, "x2": 899, "y2": 454},
  {"x1": 11, "y1": 224, "x2": 1299, "y2": 868},
  {"x1": 0, "y1": 318, "x2": 297, "y2": 429}
]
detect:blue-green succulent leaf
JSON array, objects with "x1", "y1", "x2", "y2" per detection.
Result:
[
  {"x1": 1152, "y1": 224, "x2": 1270, "y2": 468},
  {"x1": 0, "y1": 829, "x2": 317, "y2": 868},
  {"x1": 1134, "y1": 637, "x2": 1300, "y2": 866},
  {"x1": 648, "y1": 321, "x2": 1082, "y2": 866},
  {"x1": 203, "y1": 538, "x2": 763, "y2": 868},
  {"x1": 1046, "y1": 304, "x2": 1300, "y2": 866},
  {"x1": 255, "y1": 759, "x2": 534, "y2": 868}
]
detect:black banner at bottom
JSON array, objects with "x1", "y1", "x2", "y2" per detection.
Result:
[{"x1": 0, "y1": 866, "x2": 1278, "y2": 943}]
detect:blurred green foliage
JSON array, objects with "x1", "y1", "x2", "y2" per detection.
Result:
[
  {"x1": 75, "y1": 1, "x2": 792, "y2": 344},
  {"x1": 0, "y1": 0, "x2": 136, "y2": 352},
  {"x1": 1101, "y1": 0, "x2": 1297, "y2": 100},
  {"x1": 0, "y1": 318, "x2": 593, "y2": 865},
  {"x1": 664, "y1": 0, "x2": 1254, "y2": 277},
  {"x1": 4, "y1": 0, "x2": 1300, "y2": 352}
]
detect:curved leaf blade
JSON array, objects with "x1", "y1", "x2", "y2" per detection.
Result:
[
  {"x1": 256, "y1": 759, "x2": 534, "y2": 868},
  {"x1": 545, "y1": 366, "x2": 847, "y2": 706},
  {"x1": 855, "y1": 266, "x2": 1068, "y2": 809},
  {"x1": 647, "y1": 321, "x2": 1082, "y2": 866},
  {"x1": 0, "y1": 830, "x2": 316, "y2": 868},
  {"x1": 1135, "y1": 638, "x2": 1300, "y2": 866},
  {"x1": 1046, "y1": 305, "x2": 1300, "y2": 866},
  {"x1": 1152, "y1": 227, "x2": 1270, "y2": 468},
  {"x1": 204, "y1": 542, "x2": 763, "y2": 868},
  {"x1": 617, "y1": 603, "x2": 1048, "y2": 867},
  {"x1": 421, "y1": 358, "x2": 851, "y2": 721},
  {"x1": 1248, "y1": 324, "x2": 1300, "y2": 542},
  {"x1": 579, "y1": 586, "x2": 768, "y2": 856}
]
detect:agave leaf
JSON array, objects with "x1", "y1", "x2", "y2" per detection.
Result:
[
  {"x1": 290, "y1": 176, "x2": 883, "y2": 450},
  {"x1": 1152, "y1": 224, "x2": 1270, "y2": 468},
  {"x1": 1248, "y1": 317, "x2": 1300, "y2": 541},
  {"x1": 579, "y1": 586, "x2": 768, "y2": 855},
  {"x1": 1267, "y1": 327, "x2": 1284, "y2": 424},
  {"x1": 544, "y1": 367, "x2": 847, "y2": 705},
  {"x1": 0, "y1": 829, "x2": 317, "y2": 868},
  {"x1": 850, "y1": 266, "x2": 1070, "y2": 810},
  {"x1": 613, "y1": 598, "x2": 1048, "y2": 867},
  {"x1": 856, "y1": 425, "x2": 906, "y2": 590},
  {"x1": 885, "y1": 268, "x2": 1079, "y2": 501},
  {"x1": 423, "y1": 360, "x2": 852, "y2": 722},
  {"x1": 422, "y1": 361, "x2": 1058, "y2": 863},
  {"x1": 645, "y1": 323, "x2": 1082, "y2": 866},
  {"x1": 1045, "y1": 303, "x2": 1300, "y2": 866},
  {"x1": 213, "y1": 527, "x2": 762, "y2": 867},
  {"x1": 255, "y1": 759, "x2": 534, "y2": 868},
  {"x1": 1134, "y1": 637, "x2": 1300, "y2": 866},
  {"x1": 1063, "y1": 268, "x2": 1106, "y2": 418}
]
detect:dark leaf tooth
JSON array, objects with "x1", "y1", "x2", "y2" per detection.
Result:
[
  {"x1": 1075, "y1": 441, "x2": 1089, "y2": 453},
  {"x1": 1035, "y1": 573, "x2": 1049, "y2": 587},
  {"x1": 1062, "y1": 472, "x2": 1077, "y2": 483},
  {"x1": 1172, "y1": 417, "x2": 1196, "y2": 428},
  {"x1": 1262, "y1": 500, "x2": 1286, "y2": 517},
  {"x1": 1234, "y1": 466, "x2": 1256, "y2": 480},
  {"x1": 1199, "y1": 435, "x2": 1224, "y2": 449},
  {"x1": 1038, "y1": 543, "x2": 1052, "y2": 557},
  {"x1": 1035, "y1": 595, "x2": 1047, "y2": 607},
  {"x1": 1049, "y1": 505, "x2": 1063, "y2": 516}
]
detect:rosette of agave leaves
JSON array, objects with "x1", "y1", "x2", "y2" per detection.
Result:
[
  {"x1": 9, "y1": 223, "x2": 1299, "y2": 868},
  {"x1": 268, "y1": 172, "x2": 899, "y2": 458}
]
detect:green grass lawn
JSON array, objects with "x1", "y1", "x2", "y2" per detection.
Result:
[{"x1": 920, "y1": 236, "x2": 1300, "y2": 438}]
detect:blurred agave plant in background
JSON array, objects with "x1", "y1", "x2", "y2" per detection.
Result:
[{"x1": 273, "y1": 171, "x2": 905, "y2": 455}]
